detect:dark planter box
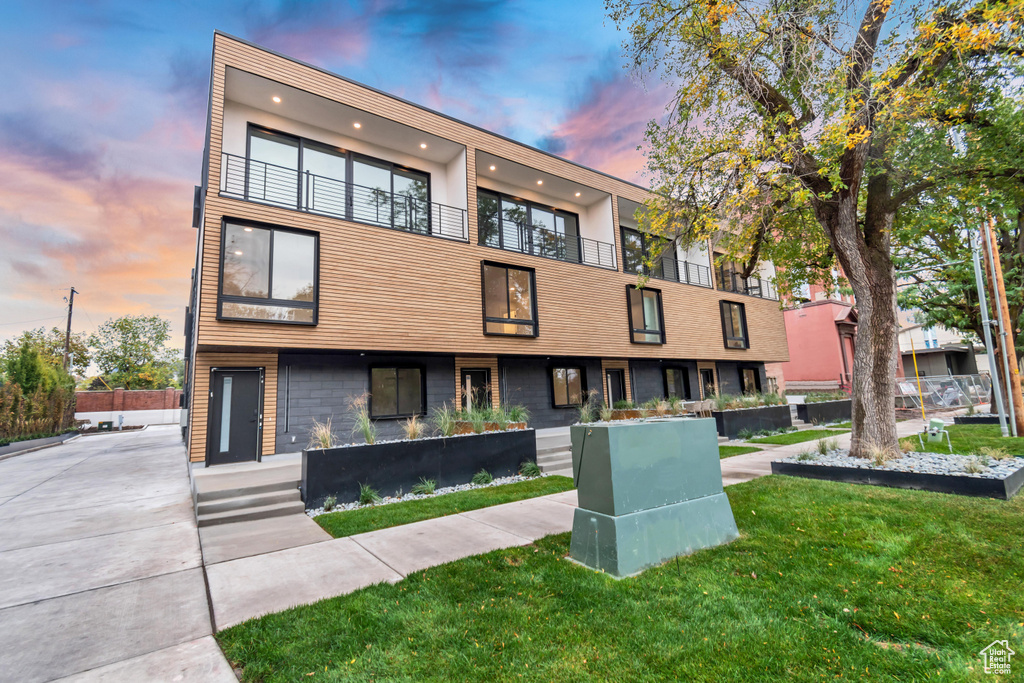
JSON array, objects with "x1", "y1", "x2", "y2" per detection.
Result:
[
  {"x1": 713, "y1": 405, "x2": 792, "y2": 439},
  {"x1": 771, "y1": 460, "x2": 1024, "y2": 500},
  {"x1": 796, "y1": 399, "x2": 852, "y2": 425},
  {"x1": 302, "y1": 429, "x2": 537, "y2": 509},
  {"x1": 953, "y1": 415, "x2": 1003, "y2": 425},
  {"x1": 0, "y1": 432, "x2": 78, "y2": 461}
]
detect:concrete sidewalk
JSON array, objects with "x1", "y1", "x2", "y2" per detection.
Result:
[
  {"x1": 205, "y1": 488, "x2": 579, "y2": 628},
  {"x1": 0, "y1": 426, "x2": 235, "y2": 683}
]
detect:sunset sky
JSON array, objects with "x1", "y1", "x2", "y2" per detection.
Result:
[{"x1": 0, "y1": 0, "x2": 670, "y2": 349}]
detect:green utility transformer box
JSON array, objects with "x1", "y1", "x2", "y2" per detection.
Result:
[{"x1": 569, "y1": 418, "x2": 739, "y2": 577}]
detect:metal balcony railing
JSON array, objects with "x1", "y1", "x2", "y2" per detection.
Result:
[
  {"x1": 716, "y1": 269, "x2": 779, "y2": 300},
  {"x1": 478, "y1": 218, "x2": 617, "y2": 270},
  {"x1": 220, "y1": 152, "x2": 468, "y2": 241},
  {"x1": 626, "y1": 255, "x2": 713, "y2": 288}
]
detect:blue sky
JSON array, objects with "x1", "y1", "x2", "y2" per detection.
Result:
[{"x1": 0, "y1": 0, "x2": 670, "y2": 347}]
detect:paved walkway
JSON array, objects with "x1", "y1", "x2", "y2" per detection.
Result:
[{"x1": 0, "y1": 426, "x2": 235, "y2": 683}]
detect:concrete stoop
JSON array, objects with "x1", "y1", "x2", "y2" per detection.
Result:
[
  {"x1": 192, "y1": 460, "x2": 303, "y2": 527},
  {"x1": 536, "y1": 427, "x2": 572, "y2": 477}
]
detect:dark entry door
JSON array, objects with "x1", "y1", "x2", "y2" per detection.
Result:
[
  {"x1": 606, "y1": 369, "x2": 626, "y2": 406},
  {"x1": 208, "y1": 369, "x2": 262, "y2": 466},
  {"x1": 461, "y1": 368, "x2": 491, "y2": 409},
  {"x1": 699, "y1": 368, "x2": 716, "y2": 398}
]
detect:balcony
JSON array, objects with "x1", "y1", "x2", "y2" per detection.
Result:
[
  {"x1": 219, "y1": 152, "x2": 468, "y2": 241},
  {"x1": 716, "y1": 269, "x2": 778, "y2": 300},
  {"x1": 634, "y1": 256, "x2": 713, "y2": 288},
  {"x1": 479, "y1": 217, "x2": 617, "y2": 269}
]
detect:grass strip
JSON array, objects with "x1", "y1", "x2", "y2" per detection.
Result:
[{"x1": 748, "y1": 428, "x2": 848, "y2": 445}]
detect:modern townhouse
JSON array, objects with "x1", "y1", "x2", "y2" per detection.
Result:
[{"x1": 182, "y1": 32, "x2": 789, "y2": 466}]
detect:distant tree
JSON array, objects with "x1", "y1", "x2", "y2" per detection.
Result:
[
  {"x1": 5, "y1": 342, "x2": 51, "y2": 394},
  {"x1": 88, "y1": 315, "x2": 181, "y2": 390},
  {"x1": 1, "y1": 327, "x2": 90, "y2": 377}
]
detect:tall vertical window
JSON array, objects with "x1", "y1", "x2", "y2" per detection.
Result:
[
  {"x1": 482, "y1": 262, "x2": 537, "y2": 336},
  {"x1": 664, "y1": 368, "x2": 691, "y2": 400},
  {"x1": 220, "y1": 221, "x2": 317, "y2": 324},
  {"x1": 551, "y1": 367, "x2": 584, "y2": 407},
  {"x1": 369, "y1": 367, "x2": 424, "y2": 418},
  {"x1": 721, "y1": 301, "x2": 749, "y2": 349},
  {"x1": 740, "y1": 367, "x2": 761, "y2": 394},
  {"x1": 627, "y1": 286, "x2": 665, "y2": 344}
]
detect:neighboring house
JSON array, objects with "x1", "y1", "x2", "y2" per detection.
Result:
[
  {"x1": 181, "y1": 32, "x2": 789, "y2": 466},
  {"x1": 897, "y1": 308, "x2": 989, "y2": 377}
]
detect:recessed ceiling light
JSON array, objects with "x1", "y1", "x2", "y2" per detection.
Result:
[
  {"x1": 243, "y1": 227, "x2": 253, "y2": 232},
  {"x1": 272, "y1": 96, "x2": 281, "y2": 103},
  {"x1": 489, "y1": 165, "x2": 496, "y2": 171},
  {"x1": 575, "y1": 192, "x2": 581, "y2": 197},
  {"x1": 353, "y1": 122, "x2": 362, "y2": 129},
  {"x1": 420, "y1": 143, "x2": 427, "y2": 149},
  {"x1": 537, "y1": 180, "x2": 543, "y2": 185},
  {"x1": 234, "y1": 250, "x2": 243, "y2": 255}
]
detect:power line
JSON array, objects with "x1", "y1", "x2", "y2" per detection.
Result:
[{"x1": 0, "y1": 314, "x2": 68, "y2": 328}]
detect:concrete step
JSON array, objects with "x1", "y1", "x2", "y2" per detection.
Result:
[
  {"x1": 197, "y1": 488, "x2": 301, "y2": 516},
  {"x1": 538, "y1": 453, "x2": 571, "y2": 468},
  {"x1": 537, "y1": 449, "x2": 571, "y2": 464},
  {"x1": 537, "y1": 444, "x2": 571, "y2": 457},
  {"x1": 717, "y1": 435, "x2": 729, "y2": 443},
  {"x1": 196, "y1": 476, "x2": 300, "y2": 503},
  {"x1": 197, "y1": 500, "x2": 306, "y2": 527},
  {"x1": 546, "y1": 467, "x2": 573, "y2": 479}
]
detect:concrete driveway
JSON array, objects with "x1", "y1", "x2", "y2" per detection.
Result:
[{"x1": 0, "y1": 426, "x2": 235, "y2": 683}]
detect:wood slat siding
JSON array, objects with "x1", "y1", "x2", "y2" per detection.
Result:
[
  {"x1": 600, "y1": 360, "x2": 633, "y2": 403},
  {"x1": 189, "y1": 352, "x2": 278, "y2": 462},
  {"x1": 454, "y1": 356, "x2": 501, "y2": 407}
]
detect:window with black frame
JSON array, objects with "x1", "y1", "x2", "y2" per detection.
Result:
[
  {"x1": 664, "y1": 368, "x2": 691, "y2": 400},
  {"x1": 477, "y1": 189, "x2": 579, "y2": 261},
  {"x1": 621, "y1": 227, "x2": 671, "y2": 280},
  {"x1": 369, "y1": 367, "x2": 424, "y2": 418},
  {"x1": 240, "y1": 125, "x2": 430, "y2": 234},
  {"x1": 551, "y1": 367, "x2": 584, "y2": 407},
  {"x1": 219, "y1": 221, "x2": 317, "y2": 324},
  {"x1": 482, "y1": 262, "x2": 537, "y2": 336},
  {"x1": 721, "y1": 301, "x2": 749, "y2": 349},
  {"x1": 627, "y1": 286, "x2": 665, "y2": 344}
]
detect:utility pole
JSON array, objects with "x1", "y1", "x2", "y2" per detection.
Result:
[
  {"x1": 62, "y1": 287, "x2": 77, "y2": 372},
  {"x1": 971, "y1": 232, "x2": 1009, "y2": 436},
  {"x1": 980, "y1": 215, "x2": 1023, "y2": 436}
]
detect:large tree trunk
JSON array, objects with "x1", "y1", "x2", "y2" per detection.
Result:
[{"x1": 816, "y1": 195, "x2": 901, "y2": 458}]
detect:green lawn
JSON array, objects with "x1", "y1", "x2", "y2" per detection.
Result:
[
  {"x1": 314, "y1": 476, "x2": 575, "y2": 538},
  {"x1": 219, "y1": 476, "x2": 1024, "y2": 682},
  {"x1": 901, "y1": 424, "x2": 1024, "y2": 456},
  {"x1": 718, "y1": 445, "x2": 761, "y2": 458},
  {"x1": 831, "y1": 421, "x2": 852, "y2": 429},
  {"x1": 748, "y1": 428, "x2": 848, "y2": 445}
]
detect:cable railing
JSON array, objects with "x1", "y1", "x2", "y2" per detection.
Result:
[
  {"x1": 220, "y1": 152, "x2": 468, "y2": 241},
  {"x1": 625, "y1": 255, "x2": 713, "y2": 288},
  {"x1": 716, "y1": 269, "x2": 779, "y2": 300},
  {"x1": 477, "y1": 217, "x2": 617, "y2": 269}
]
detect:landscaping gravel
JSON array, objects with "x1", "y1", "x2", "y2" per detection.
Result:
[
  {"x1": 306, "y1": 473, "x2": 546, "y2": 517},
  {"x1": 779, "y1": 448, "x2": 1024, "y2": 479}
]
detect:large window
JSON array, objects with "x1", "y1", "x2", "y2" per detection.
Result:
[
  {"x1": 369, "y1": 367, "x2": 424, "y2": 418},
  {"x1": 664, "y1": 368, "x2": 691, "y2": 400},
  {"x1": 721, "y1": 301, "x2": 749, "y2": 349},
  {"x1": 477, "y1": 189, "x2": 580, "y2": 262},
  {"x1": 241, "y1": 124, "x2": 431, "y2": 234},
  {"x1": 219, "y1": 221, "x2": 317, "y2": 324},
  {"x1": 627, "y1": 286, "x2": 665, "y2": 344},
  {"x1": 740, "y1": 367, "x2": 761, "y2": 394},
  {"x1": 622, "y1": 227, "x2": 673, "y2": 280},
  {"x1": 482, "y1": 262, "x2": 537, "y2": 336},
  {"x1": 551, "y1": 367, "x2": 585, "y2": 407}
]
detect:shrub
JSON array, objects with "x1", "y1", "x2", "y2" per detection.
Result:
[
  {"x1": 600, "y1": 404, "x2": 614, "y2": 422},
  {"x1": 900, "y1": 439, "x2": 915, "y2": 453},
  {"x1": 401, "y1": 415, "x2": 426, "y2": 440},
  {"x1": 816, "y1": 437, "x2": 840, "y2": 456},
  {"x1": 430, "y1": 403, "x2": 458, "y2": 437},
  {"x1": 358, "y1": 482, "x2": 382, "y2": 506},
  {"x1": 641, "y1": 397, "x2": 661, "y2": 411},
  {"x1": 519, "y1": 461, "x2": 542, "y2": 478},
  {"x1": 468, "y1": 406, "x2": 487, "y2": 434},
  {"x1": 492, "y1": 406, "x2": 511, "y2": 430},
  {"x1": 865, "y1": 442, "x2": 898, "y2": 467},
  {"x1": 411, "y1": 477, "x2": 437, "y2": 495},
  {"x1": 307, "y1": 418, "x2": 336, "y2": 450},
  {"x1": 667, "y1": 396, "x2": 684, "y2": 414},
  {"x1": 963, "y1": 457, "x2": 987, "y2": 474},
  {"x1": 966, "y1": 402, "x2": 976, "y2": 416},
  {"x1": 323, "y1": 495, "x2": 337, "y2": 512},
  {"x1": 796, "y1": 450, "x2": 815, "y2": 461},
  {"x1": 978, "y1": 446, "x2": 1010, "y2": 460},
  {"x1": 737, "y1": 428, "x2": 755, "y2": 440},
  {"x1": 613, "y1": 399, "x2": 635, "y2": 410},
  {"x1": 576, "y1": 389, "x2": 600, "y2": 423},
  {"x1": 472, "y1": 469, "x2": 493, "y2": 485},
  {"x1": 349, "y1": 394, "x2": 377, "y2": 445},
  {"x1": 506, "y1": 404, "x2": 530, "y2": 424}
]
